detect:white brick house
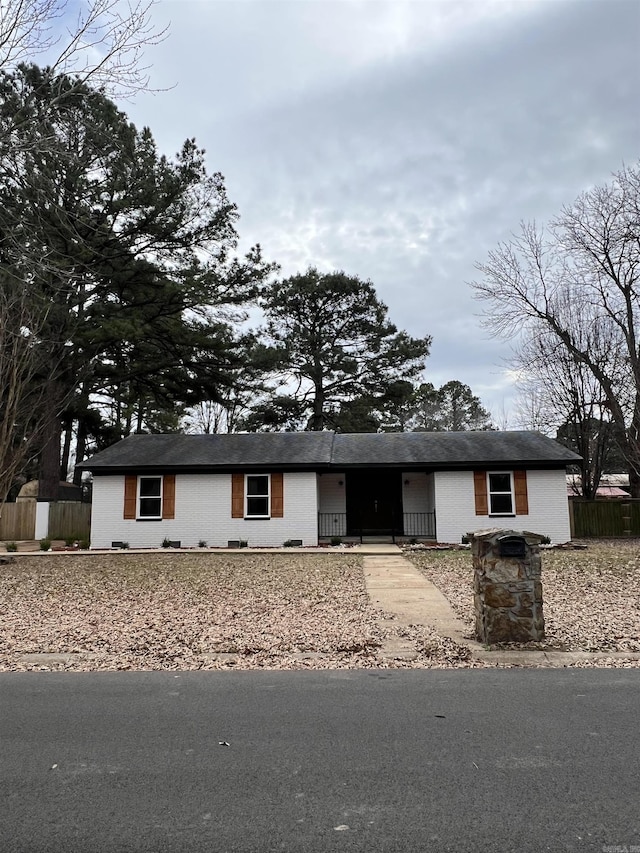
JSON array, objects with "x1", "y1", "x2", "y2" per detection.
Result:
[{"x1": 79, "y1": 431, "x2": 579, "y2": 548}]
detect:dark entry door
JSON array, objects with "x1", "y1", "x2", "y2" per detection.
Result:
[{"x1": 345, "y1": 470, "x2": 402, "y2": 535}]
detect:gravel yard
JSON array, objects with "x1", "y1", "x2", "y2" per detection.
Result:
[
  {"x1": 407, "y1": 540, "x2": 640, "y2": 657},
  {"x1": 1, "y1": 542, "x2": 638, "y2": 671}
]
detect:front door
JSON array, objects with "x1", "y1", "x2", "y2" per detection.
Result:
[{"x1": 345, "y1": 470, "x2": 403, "y2": 535}]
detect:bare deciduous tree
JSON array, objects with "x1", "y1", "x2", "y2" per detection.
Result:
[
  {"x1": 472, "y1": 162, "x2": 640, "y2": 496},
  {"x1": 511, "y1": 327, "x2": 624, "y2": 499},
  {"x1": 0, "y1": 0, "x2": 166, "y2": 96}
]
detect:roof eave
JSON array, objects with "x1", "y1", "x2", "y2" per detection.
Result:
[{"x1": 81, "y1": 459, "x2": 578, "y2": 474}]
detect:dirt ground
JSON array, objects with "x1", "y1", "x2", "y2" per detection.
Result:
[{"x1": 1, "y1": 542, "x2": 638, "y2": 671}]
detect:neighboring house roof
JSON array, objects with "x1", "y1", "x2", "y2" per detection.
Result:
[
  {"x1": 601, "y1": 474, "x2": 630, "y2": 487},
  {"x1": 16, "y1": 480, "x2": 83, "y2": 501},
  {"x1": 79, "y1": 430, "x2": 580, "y2": 474},
  {"x1": 566, "y1": 485, "x2": 630, "y2": 499},
  {"x1": 566, "y1": 473, "x2": 631, "y2": 498}
]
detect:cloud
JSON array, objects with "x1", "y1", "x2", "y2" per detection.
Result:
[{"x1": 124, "y1": 0, "x2": 639, "y2": 420}]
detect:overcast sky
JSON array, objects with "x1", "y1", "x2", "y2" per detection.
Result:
[{"x1": 122, "y1": 0, "x2": 639, "y2": 423}]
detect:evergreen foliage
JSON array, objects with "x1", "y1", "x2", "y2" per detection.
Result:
[
  {"x1": 250, "y1": 268, "x2": 431, "y2": 431},
  {"x1": 0, "y1": 65, "x2": 273, "y2": 498}
]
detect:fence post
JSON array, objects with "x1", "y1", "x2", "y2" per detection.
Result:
[
  {"x1": 621, "y1": 502, "x2": 631, "y2": 537},
  {"x1": 568, "y1": 499, "x2": 575, "y2": 539},
  {"x1": 35, "y1": 502, "x2": 50, "y2": 540}
]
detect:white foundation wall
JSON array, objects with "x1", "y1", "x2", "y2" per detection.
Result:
[
  {"x1": 434, "y1": 468, "x2": 571, "y2": 544},
  {"x1": 90, "y1": 472, "x2": 320, "y2": 548}
]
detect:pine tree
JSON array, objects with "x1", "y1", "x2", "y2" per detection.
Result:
[{"x1": 255, "y1": 268, "x2": 431, "y2": 431}]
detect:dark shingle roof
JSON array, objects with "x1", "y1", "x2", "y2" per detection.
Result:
[
  {"x1": 331, "y1": 431, "x2": 579, "y2": 467},
  {"x1": 79, "y1": 432, "x2": 335, "y2": 472},
  {"x1": 80, "y1": 430, "x2": 579, "y2": 473}
]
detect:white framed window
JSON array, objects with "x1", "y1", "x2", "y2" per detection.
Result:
[
  {"x1": 138, "y1": 475, "x2": 162, "y2": 519},
  {"x1": 245, "y1": 474, "x2": 270, "y2": 518},
  {"x1": 487, "y1": 472, "x2": 514, "y2": 515}
]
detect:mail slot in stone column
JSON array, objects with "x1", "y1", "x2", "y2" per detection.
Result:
[{"x1": 468, "y1": 528, "x2": 545, "y2": 645}]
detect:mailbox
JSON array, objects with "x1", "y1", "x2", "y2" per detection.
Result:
[
  {"x1": 469, "y1": 529, "x2": 545, "y2": 643},
  {"x1": 498, "y1": 535, "x2": 526, "y2": 559}
]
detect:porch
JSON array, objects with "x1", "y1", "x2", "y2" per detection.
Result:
[{"x1": 317, "y1": 468, "x2": 436, "y2": 543}]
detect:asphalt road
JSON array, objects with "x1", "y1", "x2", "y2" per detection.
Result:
[{"x1": 1, "y1": 669, "x2": 638, "y2": 853}]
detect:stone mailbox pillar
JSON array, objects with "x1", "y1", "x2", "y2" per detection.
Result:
[{"x1": 468, "y1": 528, "x2": 545, "y2": 645}]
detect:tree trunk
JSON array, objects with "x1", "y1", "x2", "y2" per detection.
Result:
[
  {"x1": 625, "y1": 405, "x2": 640, "y2": 498},
  {"x1": 311, "y1": 386, "x2": 325, "y2": 431},
  {"x1": 38, "y1": 385, "x2": 62, "y2": 502},
  {"x1": 60, "y1": 416, "x2": 73, "y2": 481},
  {"x1": 72, "y1": 418, "x2": 89, "y2": 486}
]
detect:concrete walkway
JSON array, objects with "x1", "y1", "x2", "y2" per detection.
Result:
[
  {"x1": 362, "y1": 548, "x2": 474, "y2": 647},
  {"x1": 359, "y1": 544, "x2": 640, "y2": 667}
]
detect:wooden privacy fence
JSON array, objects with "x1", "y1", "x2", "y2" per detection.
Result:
[
  {"x1": 570, "y1": 500, "x2": 640, "y2": 538},
  {"x1": 0, "y1": 502, "x2": 37, "y2": 540},
  {"x1": 0, "y1": 501, "x2": 91, "y2": 541},
  {"x1": 48, "y1": 502, "x2": 91, "y2": 540}
]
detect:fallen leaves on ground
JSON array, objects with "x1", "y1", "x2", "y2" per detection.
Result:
[
  {"x1": 407, "y1": 539, "x2": 640, "y2": 665},
  {"x1": 2, "y1": 542, "x2": 638, "y2": 672},
  {"x1": 0, "y1": 552, "x2": 477, "y2": 671}
]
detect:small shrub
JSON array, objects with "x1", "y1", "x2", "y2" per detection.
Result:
[
  {"x1": 161, "y1": 537, "x2": 172, "y2": 548},
  {"x1": 79, "y1": 539, "x2": 90, "y2": 550},
  {"x1": 5, "y1": 542, "x2": 18, "y2": 552},
  {"x1": 39, "y1": 538, "x2": 51, "y2": 551},
  {"x1": 120, "y1": 541, "x2": 129, "y2": 550},
  {"x1": 239, "y1": 540, "x2": 248, "y2": 548},
  {"x1": 330, "y1": 536, "x2": 342, "y2": 546},
  {"x1": 539, "y1": 534, "x2": 551, "y2": 545},
  {"x1": 198, "y1": 540, "x2": 208, "y2": 548},
  {"x1": 64, "y1": 535, "x2": 77, "y2": 546}
]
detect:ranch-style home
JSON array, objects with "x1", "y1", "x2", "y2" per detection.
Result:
[{"x1": 79, "y1": 431, "x2": 579, "y2": 548}]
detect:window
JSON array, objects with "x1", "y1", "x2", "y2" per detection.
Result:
[
  {"x1": 474, "y1": 469, "x2": 528, "y2": 517},
  {"x1": 123, "y1": 474, "x2": 175, "y2": 520},
  {"x1": 138, "y1": 476, "x2": 162, "y2": 518},
  {"x1": 488, "y1": 472, "x2": 513, "y2": 515},
  {"x1": 246, "y1": 474, "x2": 270, "y2": 517},
  {"x1": 231, "y1": 472, "x2": 283, "y2": 519}
]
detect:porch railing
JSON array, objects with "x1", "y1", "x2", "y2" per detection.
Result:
[
  {"x1": 318, "y1": 511, "x2": 436, "y2": 539},
  {"x1": 318, "y1": 513, "x2": 348, "y2": 537},
  {"x1": 402, "y1": 511, "x2": 436, "y2": 538}
]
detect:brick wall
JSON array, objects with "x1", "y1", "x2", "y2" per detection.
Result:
[
  {"x1": 434, "y1": 469, "x2": 571, "y2": 544},
  {"x1": 90, "y1": 472, "x2": 319, "y2": 548}
]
